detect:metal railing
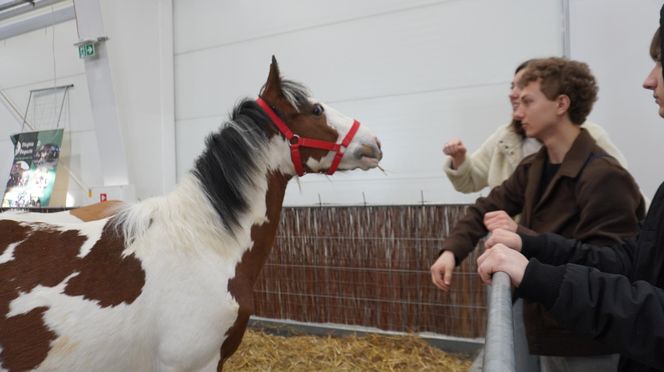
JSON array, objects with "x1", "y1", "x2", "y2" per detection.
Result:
[{"x1": 483, "y1": 271, "x2": 515, "y2": 372}]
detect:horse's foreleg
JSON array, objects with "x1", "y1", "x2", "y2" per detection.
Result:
[{"x1": 216, "y1": 310, "x2": 251, "y2": 371}]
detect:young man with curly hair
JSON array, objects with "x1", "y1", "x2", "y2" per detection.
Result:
[
  {"x1": 431, "y1": 57, "x2": 645, "y2": 371},
  {"x1": 476, "y1": 11, "x2": 664, "y2": 372}
]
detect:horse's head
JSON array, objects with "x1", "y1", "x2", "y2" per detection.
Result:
[{"x1": 258, "y1": 56, "x2": 382, "y2": 177}]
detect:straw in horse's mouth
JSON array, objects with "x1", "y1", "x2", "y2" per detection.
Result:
[{"x1": 357, "y1": 156, "x2": 381, "y2": 171}]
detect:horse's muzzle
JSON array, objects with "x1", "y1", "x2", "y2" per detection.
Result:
[{"x1": 355, "y1": 140, "x2": 383, "y2": 162}]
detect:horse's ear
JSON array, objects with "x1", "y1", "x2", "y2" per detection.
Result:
[{"x1": 261, "y1": 55, "x2": 282, "y2": 99}]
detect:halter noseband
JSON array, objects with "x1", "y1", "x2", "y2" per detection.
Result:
[{"x1": 256, "y1": 97, "x2": 360, "y2": 177}]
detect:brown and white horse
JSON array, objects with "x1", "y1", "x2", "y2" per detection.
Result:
[{"x1": 0, "y1": 57, "x2": 382, "y2": 371}]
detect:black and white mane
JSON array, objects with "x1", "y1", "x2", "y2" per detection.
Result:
[{"x1": 192, "y1": 80, "x2": 311, "y2": 232}]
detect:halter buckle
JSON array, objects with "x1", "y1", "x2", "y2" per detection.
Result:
[{"x1": 289, "y1": 135, "x2": 301, "y2": 148}]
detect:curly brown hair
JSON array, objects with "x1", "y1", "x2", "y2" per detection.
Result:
[{"x1": 518, "y1": 57, "x2": 598, "y2": 125}]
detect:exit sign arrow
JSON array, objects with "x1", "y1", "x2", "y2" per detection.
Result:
[{"x1": 78, "y1": 42, "x2": 96, "y2": 59}]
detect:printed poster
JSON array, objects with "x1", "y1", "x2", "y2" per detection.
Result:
[{"x1": 2, "y1": 129, "x2": 64, "y2": 208}]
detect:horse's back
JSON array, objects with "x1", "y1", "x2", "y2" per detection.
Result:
[
  {"x1": 0, "y1": 200, "x2": 123, "y2": 226},
  {"x1": 0, "y1": 209, "x2": 81, "y2": 224}
]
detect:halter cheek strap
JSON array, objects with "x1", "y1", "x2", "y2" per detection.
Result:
[{"x1": 256, "y1": 97, "x2": 360, "y2": 176}]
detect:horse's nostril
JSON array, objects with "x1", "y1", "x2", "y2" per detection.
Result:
[
  {"x1": 376, "y1": 138, "x2": 382, "y2": 150},
  {"x1": 356, "y1": 144, "x2": 382, "y2": 160}
]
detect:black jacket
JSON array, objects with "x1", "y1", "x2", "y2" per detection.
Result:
[{"x1": 518, "y1": 180, "x2": 664, "y2": 372}]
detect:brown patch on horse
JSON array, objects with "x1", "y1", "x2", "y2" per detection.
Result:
[
  {"x1": 0, "y1": 221, "x2": 85, "y2": 371},
  {"x1": 217, "y1": 173, "x2": 290, "y2": 370},
  {"x1": 0, "y1": 219, "x2": 145, "y2": 371},
  {"x1": 64, "y1": 222, "x2": 145, "y2": 307},
  {"x1": 69, "y1": 200, "x2": 124, "y2": 222},
  {"x1": 0, "y1": 307, "x2": 57, "y2": 371},
  {"x1": 0, "y1": 224, "x2": 85, "y2": 315},
  {"x1": 0, "y1": 220, "x2": 30, "y2": 257}
]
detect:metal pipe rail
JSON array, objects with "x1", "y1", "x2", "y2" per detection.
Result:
[{"x1": 483, "y1": 271, "x2": 515, "y2": 372}]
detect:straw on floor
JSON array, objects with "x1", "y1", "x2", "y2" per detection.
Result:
[{"x1": 225, "y1": 329, "x2": 472, "y2": 371}]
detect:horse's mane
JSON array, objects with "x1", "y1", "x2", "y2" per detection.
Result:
[
  {"x1": 113, "y1": 79, "x2": 311, "y2": 245},
  {"x1": 194, "y1": 79, "x2": 310, "y2": 232}
]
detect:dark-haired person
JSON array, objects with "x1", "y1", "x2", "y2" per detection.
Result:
[
  {"x1": 477, "y1": 16, "x2": 664, "y2": 372},
  {"x1": 431, "y1": 57, "x2": 645, "y2": 371}
]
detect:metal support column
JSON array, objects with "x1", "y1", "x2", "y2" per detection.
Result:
[{"x1": 73, "y1": 0, "x2": 130, "y2": 187}]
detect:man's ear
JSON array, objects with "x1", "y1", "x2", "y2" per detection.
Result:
[{"x1": 556, "y1": 94, "x2": 571, "y2": 116}]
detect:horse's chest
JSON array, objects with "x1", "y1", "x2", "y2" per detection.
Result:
[{"x1": 135, "y1": 250, "x2": 244, "y2": 358}]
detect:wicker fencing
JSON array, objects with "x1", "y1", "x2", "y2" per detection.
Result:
[{"x1": 254, "y1": 205, "x2": 487, "y2": 338}]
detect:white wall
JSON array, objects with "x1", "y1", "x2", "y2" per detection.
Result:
[
  {"x1": 569, "y1": 0, "x2": 664, "y2": 200},
  {"x1": 174, "y1": 0, "x2": 563, "y2": 206},
  {"x1": 0, "y1": 0, "x2": 174, "y2": 205},
  {"x1": 97, "y1": 0, "x2": 175, "y2": 199},
  {"x1": 3, "y1": 1, "x2": 664, "y2": 206},
  {"x1": 0, "y1": 13, "x2": 103, "y2": 206}
]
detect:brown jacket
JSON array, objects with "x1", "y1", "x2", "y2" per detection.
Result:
[{"x1": 441, "y1": 129, "x2": 645, "y2": 356}]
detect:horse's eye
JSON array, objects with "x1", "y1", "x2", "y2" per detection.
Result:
[{"x1": 312, "y1": 104, "x2": 324, "y2": 116}]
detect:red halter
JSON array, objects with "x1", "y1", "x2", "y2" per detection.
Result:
[{"x1": 256, "y1": 97, "x2": 360, "y2": 177}]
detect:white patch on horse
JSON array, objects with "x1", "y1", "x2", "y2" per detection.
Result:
[
  {"x1": 253, "y1": 215, "x2": 269, "y2": 226},
  {"x1": 7, "y1": 273, "x2": 79, "y2": 317},
  {"x1": 32, "y1": 288, "x2": 149, "y2": 371},
  {"x1": 0, "y1": 240, "x2": 23, "y2": 264},
  {"x1": 266, "y1": 136, "x2": 295, "y2": 176}
]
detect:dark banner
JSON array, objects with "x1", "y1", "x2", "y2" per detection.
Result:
[{"x1": 2, "y1": 129, "x2": 64, "y2": 208}]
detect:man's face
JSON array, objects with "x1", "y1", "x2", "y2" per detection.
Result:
[
  {"x1": 643, "y1": 60, "x2": 664, "y2": 118},
  {"x1": 513, "y1": 80, "x2": 562, "y2": 139}
]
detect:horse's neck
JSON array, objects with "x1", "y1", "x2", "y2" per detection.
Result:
[{"x1": 235, "y1": 172, "x2": 290, "y2": 286}]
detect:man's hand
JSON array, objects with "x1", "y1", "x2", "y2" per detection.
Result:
[
  {"x1": 431, "y1": 250, "x2": 456, "y2": 292},
  {"x1": 477, "y1": 244, "x2": 529, "y2": 286},
  {"x1": 484, "y1": 210, "x2": 518, "y2": 232},
  {"x1": 443, "y1": 139, "x2": 467, "y2": 169},
  {"x1": 485, "y1": 228, "x2": 523, "y2": 251}
]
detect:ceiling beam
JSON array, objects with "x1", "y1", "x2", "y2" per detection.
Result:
[
  {"x1": 0, "y1": 0, "x2": 69, "y2": 22},
  {"x1": 0, "y1": 3, "x2": 74, "y2": 40}
]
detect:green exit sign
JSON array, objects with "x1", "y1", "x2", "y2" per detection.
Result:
[{"x1": 78, "y1": 43, "x2": 96, "y2": 59}]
